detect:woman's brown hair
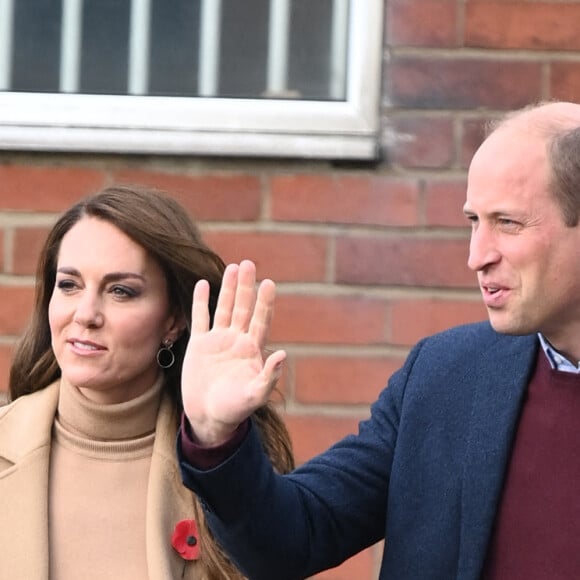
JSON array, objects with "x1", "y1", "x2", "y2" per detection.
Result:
[{"x1": 9, "y1": 185, "x2": 294, "y2": 579}]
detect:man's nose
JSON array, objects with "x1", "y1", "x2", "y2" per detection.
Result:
[{"x1": 467, "y1": 225, "x2": 501, "y2": 271}]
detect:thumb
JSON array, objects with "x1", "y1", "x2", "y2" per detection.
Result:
[{"x1": 254, "y1": 349, "x2": 287, "y2": 399}]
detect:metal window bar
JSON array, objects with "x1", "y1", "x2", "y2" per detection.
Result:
[
  {"x1": 0, "y1": 0, "x2": 14, "y2": 90},
  {"x1": 330, "y1": 0, "x2": 348, "y2": 100},
  {"x1": 60, "y1": 0, "x2": 83, "y2": 93},
  {"x1": 266, "y1": 0, "x2": 291, "y2": 97},
  {"x1": 198, "y1": 0, "x2": 222, "y2": 97},
  {"x1": 2, "y1": 0, "x2": 350, "y2": 101},
  {"x1": 128, "y1": 0, "x2": 152, "y2": 95}
]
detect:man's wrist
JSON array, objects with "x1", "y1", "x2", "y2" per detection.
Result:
[{"x1": 180, "y1": 414, "x2": 250, "y2": 470}]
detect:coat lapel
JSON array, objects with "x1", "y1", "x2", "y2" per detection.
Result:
[
  {"x1": 146, "y1": 395, "x2": 201, "y2": 580},
  {"x1": 0, "y1": 385, "x2": 203, "y2": 579},
  {"x1": 0, "y1": 384, "x2": 60, "y2": 580},
  {"x1": 457, "y1": 335, "x2": 538, "y2": 579}
]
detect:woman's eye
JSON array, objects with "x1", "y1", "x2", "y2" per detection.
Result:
[
  {"x1": 110, "y1": 285, "x2": 138, "y2": 298},
  {"x1": 56, "y1": 279, "x2": 77, "y2": 291}
]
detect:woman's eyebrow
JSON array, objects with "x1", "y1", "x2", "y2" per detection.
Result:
[{"x1": 56, "y1": 267, "x2": 146, "y2": 283}]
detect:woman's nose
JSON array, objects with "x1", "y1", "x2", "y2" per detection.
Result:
[{"x1": 73, "y1": 293, "x2": 104, "y2": 327}]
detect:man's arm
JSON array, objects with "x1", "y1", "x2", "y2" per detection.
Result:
[
  {"x1": 178, "y1": 260, "x2": 403, "y2": 578},
  {"x1": 178, "y1": 368, "x2": 410, "y2": 579}
]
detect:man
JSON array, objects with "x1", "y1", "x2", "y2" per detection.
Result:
[{"x1": 177, "y1": 101, "x2": 580, "y2": 579}]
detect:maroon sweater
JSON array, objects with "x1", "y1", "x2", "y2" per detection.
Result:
[{"x1": 482, "y1": 350, "x2": 580, "y2": 579}]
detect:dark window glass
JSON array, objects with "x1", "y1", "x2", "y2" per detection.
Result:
[
  {"x1": 81, "y1": 0, "x2": 130, "y2": 94},
  {"x1": 6, "y1": 0, "x2": 348, "y2": 100},
  {"x1": 12, "y1": 0, "x2": 61, "y2": 92}
]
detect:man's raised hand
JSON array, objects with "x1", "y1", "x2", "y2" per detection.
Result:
[{"x1": 181, "y1": 260, "x2": 286, "y2": 446}]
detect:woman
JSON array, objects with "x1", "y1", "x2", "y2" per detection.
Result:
[{"x1": 2, "y1": 185, "x2": 294, "y2": 579}]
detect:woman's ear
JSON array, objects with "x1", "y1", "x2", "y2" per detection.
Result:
[{"x1": 166, "y1": 311, "x2": 187, "y2": 343}]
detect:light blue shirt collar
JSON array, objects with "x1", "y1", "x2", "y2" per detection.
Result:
[{"x1": 538, "y1": 333, "x2": 580, "y2": 373}]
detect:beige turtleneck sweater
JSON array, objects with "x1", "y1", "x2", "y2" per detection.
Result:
[{"x1": 48, "y1": 376, "x2": 163, "y2": 580}]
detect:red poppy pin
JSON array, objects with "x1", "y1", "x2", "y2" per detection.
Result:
[{"x1": 172, "y1": 519, "x2": 200, "y2": 561}]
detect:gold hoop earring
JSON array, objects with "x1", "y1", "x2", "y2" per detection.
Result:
[{"x1": 156, "y1": 340, "x2": 175, "y2": 369}]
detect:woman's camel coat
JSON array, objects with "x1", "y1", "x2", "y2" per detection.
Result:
[{"x1": 0, "y1": 381, "x2": 200, "y2": 579}]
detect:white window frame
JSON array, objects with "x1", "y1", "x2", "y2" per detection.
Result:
[{"x1": 0, "y1": 0, "x2": 383, "y2": 160}]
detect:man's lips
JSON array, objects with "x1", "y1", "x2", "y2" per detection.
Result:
[{"x1": 480, "y1": 283, "x2": 510, "y2": 307}]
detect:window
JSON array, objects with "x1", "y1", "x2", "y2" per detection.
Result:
[{"x1": 0, "y1": 0, "x2": 383, "y2": 159}]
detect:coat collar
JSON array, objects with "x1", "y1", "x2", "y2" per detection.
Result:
[
  {"x1": 457, "y1": 334, "x2": 538, "y2": 579},
  {"x1": 0, "y1": 383, "x2": 58, "y2": 464},
  {"x1": 0, "y1": 383, "x2": 58, "y2": 579},
  {"x1": 0, "y1": 382, "x2": 200, "y2": 579},
  {"x1": 147, "y1": 393, "x2": 201, "y2": 579}
]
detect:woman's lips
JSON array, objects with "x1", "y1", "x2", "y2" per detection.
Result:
[{"x1": 68, "y1": 339, "x2": 106, "y2": 354}]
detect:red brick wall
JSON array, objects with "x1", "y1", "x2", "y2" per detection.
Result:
[{"x1": 1, "y1": 1, "x2": 580, "y2": 577}]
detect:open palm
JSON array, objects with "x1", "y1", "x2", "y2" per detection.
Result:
[{"x1": 181, "y1": 261, "x2": 286, "y2": 446}]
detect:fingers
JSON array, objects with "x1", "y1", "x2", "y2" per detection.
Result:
[
  {"x1": 230, "y1": 260, "x2": 257, "y2": 331},
  {"x1": 198, "y1": 260, "x2": 274, "y2": 338},
  {"x1": 212, "y1": 263, "x2": 239, "y2": 328},
  {"x1": 191, "y1": 279, "x2": 210, "y2": 333},
  {"x1": 248, "y1": 278, "x2": 276, "y2": 346}
]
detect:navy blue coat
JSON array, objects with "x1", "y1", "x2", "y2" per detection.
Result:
[{"x1": 179, "y1": 322, "x2": 538, "y2": 580}]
